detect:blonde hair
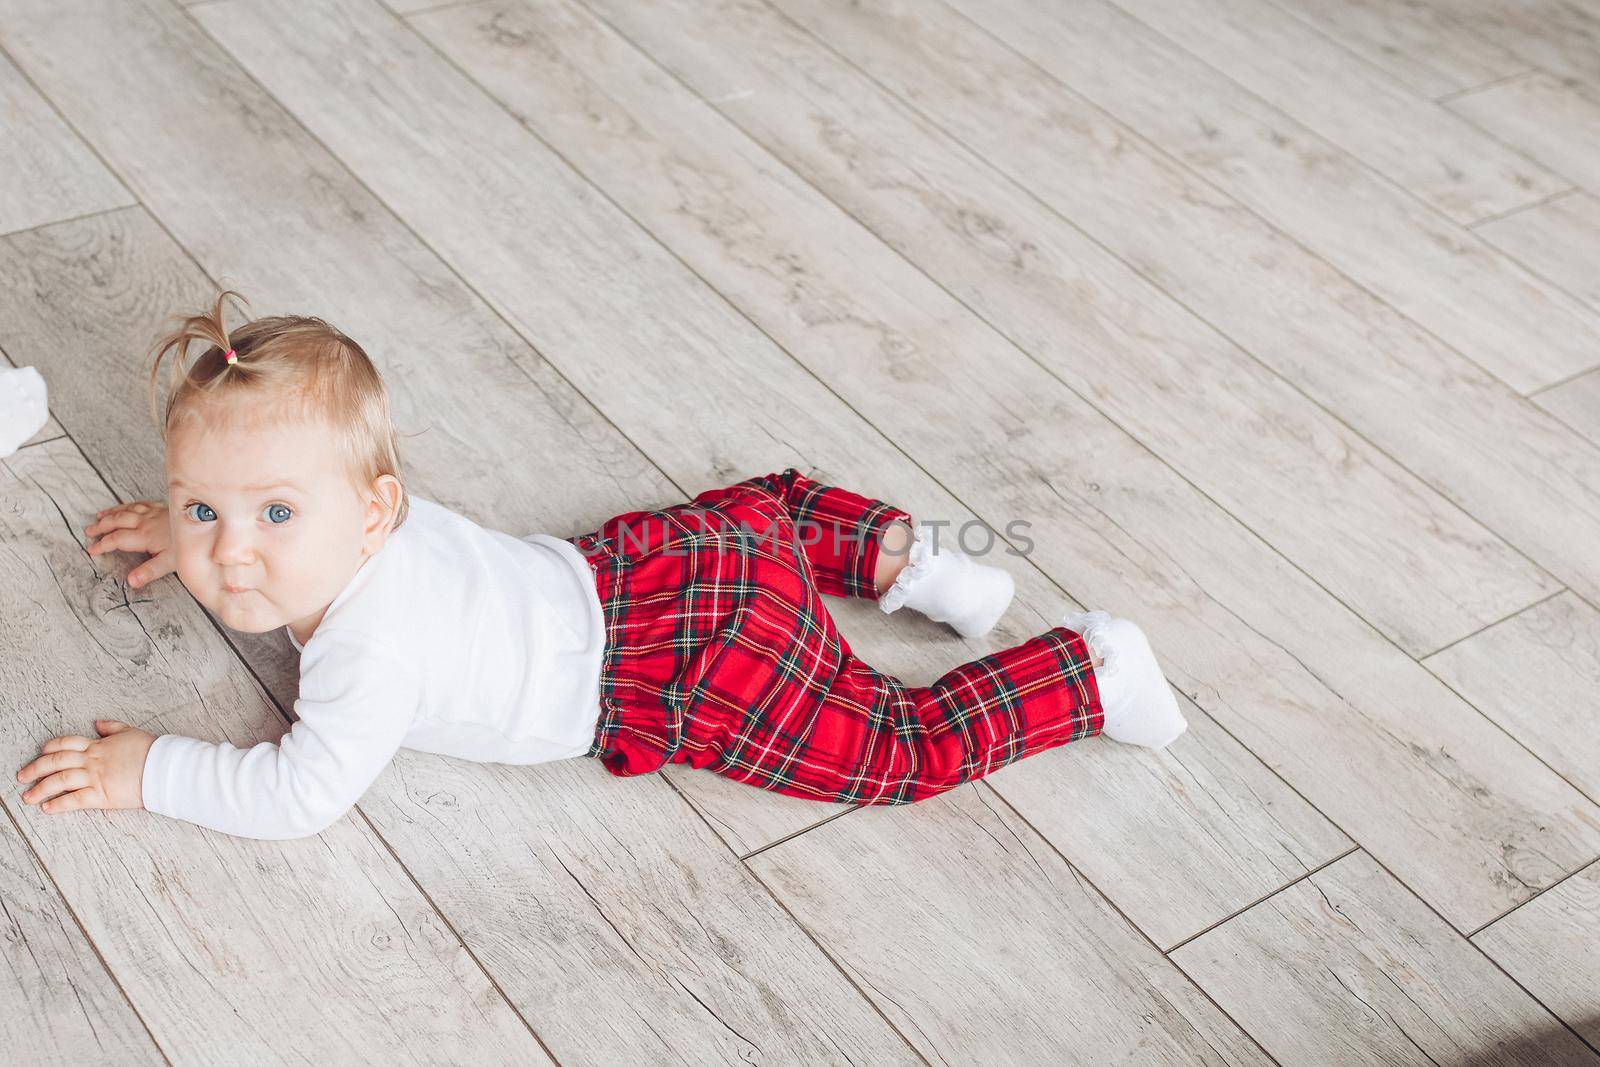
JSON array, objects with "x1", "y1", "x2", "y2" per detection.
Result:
[{"x1": 146, "y1": 289, "x2": 410, "y2": 531}]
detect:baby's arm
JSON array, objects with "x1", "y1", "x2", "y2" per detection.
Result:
[{"x1": 140, "y1": 632, "x2": 420, "y2": 840}]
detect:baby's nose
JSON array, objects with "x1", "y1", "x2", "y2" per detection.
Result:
[{"x1": 211, "y1": 540, "x2": 257, "y2": 567}]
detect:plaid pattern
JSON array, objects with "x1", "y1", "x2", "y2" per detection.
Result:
[{"x1": 564, "y1": 468, "x2": 1104, "y2": 805}]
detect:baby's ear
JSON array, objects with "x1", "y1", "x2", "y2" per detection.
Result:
[{"x1": 362, "y1": 474, "x2": 404, "y2": 549}]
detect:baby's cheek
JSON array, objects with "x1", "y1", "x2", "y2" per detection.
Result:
[{"x1": 173, "y1": 549, "x2": 205, "y2": 591}]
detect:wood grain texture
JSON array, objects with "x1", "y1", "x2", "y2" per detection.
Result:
[
  {"x1": 0, "y1": 805, "x2": 159, "y2": 1063},
  {"x1": 986, "y1": 693, "x2": 1354, "y2": 950},
  {"x1": 0, "y1": 48, "x2": 129, "y2": 237},
  {"x1": 0, "y1": 438, "x2": 552, "y2": 1062},
  {"x1": 379, "y1": 0, "x2": 449, "y2": 12},
  {"x1": 1172, "y1": 850, "x2": 1598, "y2": 1066},
  {"x1": 1477, "y1": 192, "x2": 1600, "y2": 315},
  {"x1": 929, "y1": 0, "x2": 1600, "y2": 393},
  {"x1": 1537, "y1": 370, "x2": 1600, "y2": 449},
  {"x1": 1476, "y1": 860, "x2": 1600, "y2": 1047},
  {"x1": 1112, "y1": 0, "x2": 1564, "y2": 223},
  {"x1": 408, "y1": 0, "x2": 1555, "y2": 661},
  {"x1": 990, "y1": 694, "x2": 1354, "y2": 950},
  {"x1": 357, "y1": 748, "x2": 921, "y2": 1064},
  {"x1": 1444, "y1": 0, "x2": 1600, "y2": 84},
  {"x1": 1269, "y1": 0, "x2": 1532, "y2": 99},
  {"x1": 1426, "y1": 590, "x2": 1600, "y2": 803},
  {"x1": 0, "y1": 6, "x2": 657, "y2": 538},
  {"x1": 748, "y1": 782, "x2": 1274, "y2": 1065},
  {"x1": 2, "y1": 241, "x2": 114, "y2": 457},
  {"x1": 760, "y1": 0, "x2": 1600, "y2": 656},
  {"x1": 579, "y1": 0, "x2": 1600, "y2": 931},
  {"x1": 1448, "y1": 73, "x2": 1600, "y2": 193},
  {"x1": 18, "y1": 413, "x2": 65, "y2": 449}
]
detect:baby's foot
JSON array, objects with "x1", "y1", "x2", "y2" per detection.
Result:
[
  {"x1": 1064, "y1": 610, "x2": 1187, "y2": 749},
  {"x1": 879, "y1": 523, "x2": 1016, "y2": 638}
]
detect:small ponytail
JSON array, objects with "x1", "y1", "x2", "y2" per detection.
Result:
[{"x1": 145, "y1": 288, "x2": 252, "y2": 439}]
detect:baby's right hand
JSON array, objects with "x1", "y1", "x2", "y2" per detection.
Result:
[{"x1": 85, "y1": 501, "x2": 175, "y2": 590}]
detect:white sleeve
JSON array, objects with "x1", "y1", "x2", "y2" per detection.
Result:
[{"x1": 140, "y1": 633, "x2": 420, "y2": 841}]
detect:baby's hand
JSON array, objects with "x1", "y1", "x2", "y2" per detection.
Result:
[
  {"x1": 16, "y1": 720, "x2": 155, "y2": 814},
  {"x1": 86, "y1": 500, "x2": 174, "y2": 589}
]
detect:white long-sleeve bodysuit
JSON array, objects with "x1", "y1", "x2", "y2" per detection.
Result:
[{"x1": 139, "y1": 496, "x2": 608, "y2": 840}]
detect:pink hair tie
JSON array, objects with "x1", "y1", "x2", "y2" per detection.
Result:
[{"x1": 224, "y1": 348, "x2": 238, "y2": 365}]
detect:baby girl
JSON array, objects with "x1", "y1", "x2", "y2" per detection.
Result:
[{"x1": 15, "y1": 292, "x2": 1187, "y2": 840}]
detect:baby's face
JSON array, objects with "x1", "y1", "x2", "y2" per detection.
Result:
[{"x1": 164, "y1": 402, "x2": 393, "y2": 644}]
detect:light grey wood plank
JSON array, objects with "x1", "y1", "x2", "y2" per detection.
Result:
[
  {"x1": 1111, "y1": 0, "x2": 1564, "y2": 224},
  {"x1": 748, "y1": 782, "x2": 1273, "y2": 1065},
  {"x1": 990, "y1": 693, "x2": 1353, "y2": 950},
  {"x1": 359, "y1": 744, "x2": 919, "y2": 1064},
  {"x1": 3, "y1": 382, "x2": 66, "y2": 449},
  {"x1": 0, "y1": 1, "x2": 928, "y2": 1052},
  {"x1": 410, "y1": 0, "x2": 1555, "y2": 662},
  {"x1": 1445, "y1": 0, "x2": 1600, "y2": 85},
  {"x1": 0, "y1": 437, "x2": 552, "y2": 1062},
  {"x1": 1476, "y1": 860, "x2": 1600, "y2": 1048},
  {"x1": 191, "y1": 0, "x2": 1356, "y2": 957},
  {"x1": 1269, "y1": 0, "x2": 1532, "y2": 99},
  {"x1": 1537, "y1": 370, "x2": 1600, "y2": 450},
  {"x1": 1478, "y1": 192, "x2": 1600, "y2": 314},
  {"x1": 0, "y1": 48, "x2": 130, "y2": 237},
  {"x1": 1449, "y1": 74, "x2": 1600, "y2": 197},
  {"x1": 1172, "y1": 850, "x2": 1598, "y2": 1066},
  {"x1": 183, "y1": 0, "x2": 1600, "y2": 933},
  {"x1": 751, "y1": 0, "x2": 1600, "y2": 660},
  {"x1": 0, "y1": 804, "x2": 160, "y2": 1064},
  {"x1": 405, "y1": 0, "x2": 1362, "y2": 948},
  {"x1": 1425, "y1": 590, "x2": 1600, "y2": 803},
  {"x1": 21, "y1": 414, "x2": 64, "y2": 448},
  {"x1": 928, "y1": 0, "x2": 1600, "y2": 393}
]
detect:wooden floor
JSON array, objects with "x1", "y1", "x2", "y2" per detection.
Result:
[{"x1": 3, "y1": 0, "x2": 1599, "y2": 1061}]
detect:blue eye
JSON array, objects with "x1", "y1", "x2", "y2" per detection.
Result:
[
  {"x1": 265, "y1": 503, "x2": 292, "y2": 524},
  {"x1": 184, "y1": 502, "x2": 216, "y2": 522}
]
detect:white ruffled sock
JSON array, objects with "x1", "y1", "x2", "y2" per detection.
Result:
[
  {"x1": 878, "y1": 521, "x2": 1016, "y2": 639},
  {"x1": 1064, "y1": 610, "x2": 1188, "y2": 749},
  {"x1": 0, "y1": 366, "x2": 49, "y2": 460}
]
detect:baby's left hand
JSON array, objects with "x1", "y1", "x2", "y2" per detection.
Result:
[{"x1": 16, "y1": 720, "x2": 155, "y2": 815}]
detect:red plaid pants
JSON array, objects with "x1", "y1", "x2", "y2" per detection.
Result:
[{"x1": 563, "y1": 469, "x2": 1104, "y2": 805}]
